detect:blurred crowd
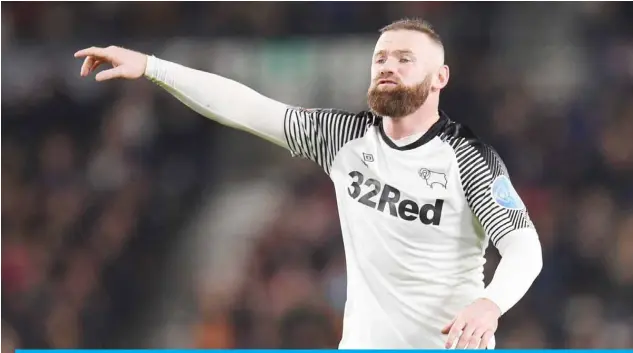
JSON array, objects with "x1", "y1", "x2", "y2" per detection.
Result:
[
  {"x1": 3, "y1": 2, "x2": 452, "y2": 44},
  {"x1": 2, "y1": 75, "x2": 216, "y2": 348},
  {"x1": 3, "y1": 1, "x2": 633, "y2": 350}
]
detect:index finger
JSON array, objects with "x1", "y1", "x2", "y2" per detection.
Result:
[
  {"x1": 478, "y1": 330, "x2": 494, "y2": 349},
  {"x1": 74, "y1": 47, "x2": 109, "y2": 59},
  {"x1": 445, "y1": 319, "x2": 465, "y2": 349}
]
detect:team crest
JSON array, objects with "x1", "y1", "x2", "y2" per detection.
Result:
[
  {"x1": 418, "y1": 168, "x2": 447, "y2": 189},
  {"x1": 491, "y1": 175, "x2": 525, "y2": 210}
]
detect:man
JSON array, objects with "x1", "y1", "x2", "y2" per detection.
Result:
[{"x1": 75, "y1": 19, "x2": 543, "y2": 349}]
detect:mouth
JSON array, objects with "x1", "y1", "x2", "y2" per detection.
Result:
[{"x1": 377, "y1": 79, "x2": 398, "y2": 86}]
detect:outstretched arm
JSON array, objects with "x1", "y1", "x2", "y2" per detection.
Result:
[
  {"x1": 75, "y1": 46, "x2": 370, "y2": 173},
  {"x1": 75, "y1": 46, "x2": 290, "y2": 147},
  {"x1": 144, "y1": 55, "x2": 289, "y2": 147}
]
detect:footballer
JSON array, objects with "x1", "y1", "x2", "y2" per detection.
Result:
[{"x1": 75, "y1": 19, "x2": 543, "y2": 349}]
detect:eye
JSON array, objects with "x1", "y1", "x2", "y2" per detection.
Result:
[
  {"x1": 399, "y1": 57, "x2": 411, "y2": 63},
  {"x1": 375, "y1": 57, "x2": 386, "y2": 64}
]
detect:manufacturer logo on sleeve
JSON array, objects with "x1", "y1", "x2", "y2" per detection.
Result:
[{"x1": 491, "y1": 175, "x2": 525, "y2": 210}]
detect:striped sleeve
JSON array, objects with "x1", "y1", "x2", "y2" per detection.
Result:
[
  {"x1": 283, "y1": 107, "x2": 370, "y2": 174},
  {"x1": 451, "y1": 139, "x2": 534, "y2": 246}
]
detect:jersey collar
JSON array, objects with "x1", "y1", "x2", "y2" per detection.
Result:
[{"x1": 376, "y1": 111, "x2": 450, "y2": 151}]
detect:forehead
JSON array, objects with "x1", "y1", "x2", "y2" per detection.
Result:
[{"x1": 374, "y1": 30, "x2": 434, "y2": 55}]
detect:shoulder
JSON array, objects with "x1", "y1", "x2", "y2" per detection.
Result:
[
  {"x1": 438, "y1": 114, "x2": 511, "y2": 185},
  {"x1": 440, "y1": 114, "x2": 504, "y2": 161},
  {"x1": 439, "y1": 114, "x2": 483, "y2": 147},
  {"x1": 287, "y1": 107, "x2": 376, "y2": 120}
]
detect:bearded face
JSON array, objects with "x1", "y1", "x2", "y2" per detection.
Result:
[{"x1": 367, "y1": 74, "x2": 432, "y2": 119}]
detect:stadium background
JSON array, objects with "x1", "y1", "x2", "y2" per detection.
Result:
[{"x1": 2, "y1": 1, "x2": 633, "y2": 350}]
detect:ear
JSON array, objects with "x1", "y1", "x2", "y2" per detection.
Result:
[{"x1": 434, "y1": 65, "x2": 450, "y2": 90}]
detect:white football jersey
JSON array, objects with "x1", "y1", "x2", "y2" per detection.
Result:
[
  {"x1": 283, "y1": 108, "x2": 535, "y2": 349},
  {"x1": 143, "y1": 55, "x2": 541, "y2": 349}
]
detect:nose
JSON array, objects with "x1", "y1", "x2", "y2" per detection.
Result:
[
  {"x1": 379, "y1": 67, "x2": 395, "y2": 78},
  {"x1": 378, "y1": 57, "x2": 397, "y2": 77}
]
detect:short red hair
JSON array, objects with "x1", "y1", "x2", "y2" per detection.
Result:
[{"x1": 380, "y1": 18, "x2": 443, "y2": 48}]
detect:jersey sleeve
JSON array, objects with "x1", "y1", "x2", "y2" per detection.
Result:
[
  {"x1": 145, "y1": 56, "x2": 370, "y2": 174},
  {"x1": 284, "y1": 107, "x2": 370, "y2": 174},
  {"x1": 145, "y1": 56, "x2": 290, "y2": 147},
  {"x1": 453, "y1": 140, "x2": 535, "y2": 247}
]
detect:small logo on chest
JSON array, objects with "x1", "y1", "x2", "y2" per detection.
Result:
[
  {"x1": 361, "y1": 153, "x2": 374, "y2": 167},
  {"x1": 418, "y1": 168, "x2": 447, "y2": 189}
]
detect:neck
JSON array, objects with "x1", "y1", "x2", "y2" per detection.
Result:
[{"x1": 383, "y1": 99, "x2": 440, "y2": 141}]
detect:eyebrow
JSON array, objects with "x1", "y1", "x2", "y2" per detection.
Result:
[{"x1": 374, "y1": 49, "x2": 414, "y2": 58}]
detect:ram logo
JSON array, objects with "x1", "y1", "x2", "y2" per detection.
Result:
[{"x1": 418, "y1": 168, "x2": 448, "y2": 189}]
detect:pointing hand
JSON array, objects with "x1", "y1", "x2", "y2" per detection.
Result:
[{"x1": 74, "y1": 45, "x2": 148, "y2": 81}]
